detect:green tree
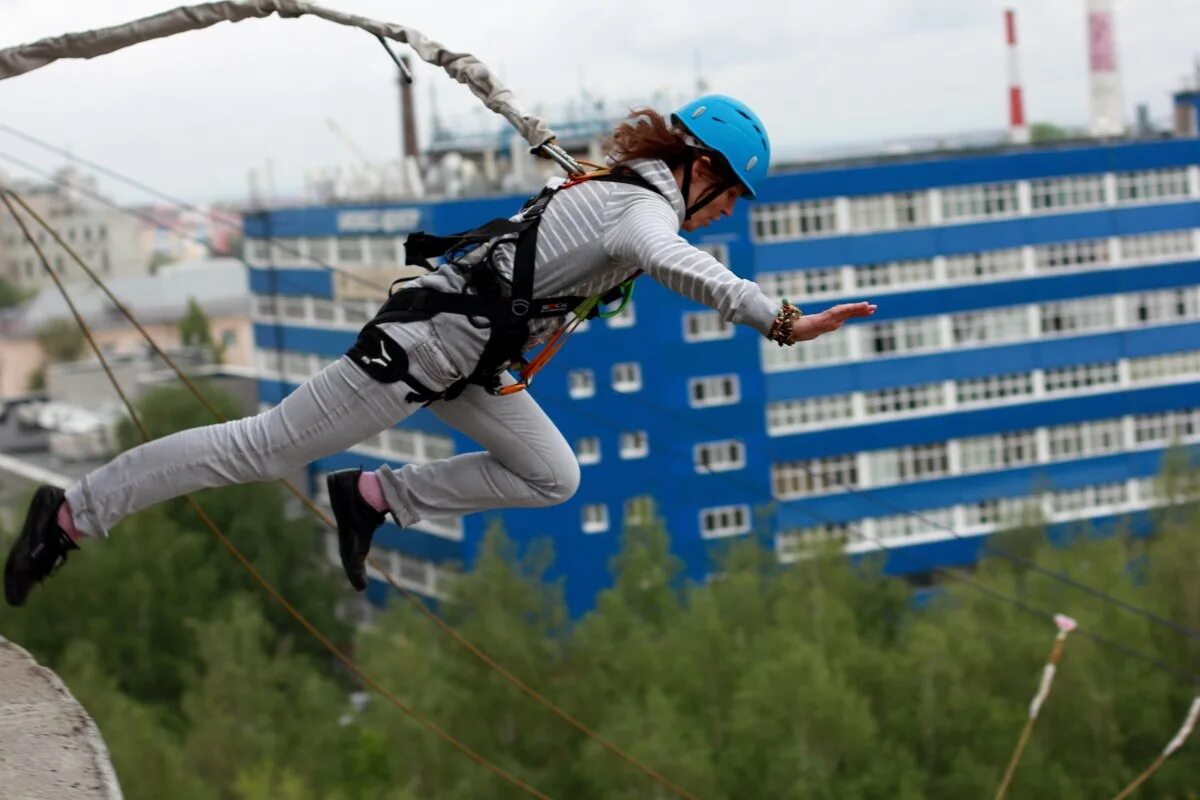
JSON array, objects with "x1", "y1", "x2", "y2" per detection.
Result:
[
  {"x1": 35, "y1": 317, "x2": 84, "y2": 362},
  {"x1": 179, "y1": 297, "x2": 223, "y2": 362},
  {"x1": 1031, "y1": 122, "x2": 1070, "y2": 143},
  {"x1": 0, "y1": 276, "x2": 30, "y2": 309}
]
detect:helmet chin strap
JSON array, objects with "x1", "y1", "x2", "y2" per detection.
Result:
[{"x1": 680, "y1": 149, "x2": 732, "y2": 221}]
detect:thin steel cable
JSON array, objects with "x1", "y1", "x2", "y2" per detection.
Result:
[
  {"x1": 6, "y1": 190, "x2": 702, "y2": 800},
  {"x1": 2, "y1": 190, "x2": 557, "y2": 800}
]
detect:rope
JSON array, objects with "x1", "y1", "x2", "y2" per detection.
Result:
[
  {"x1": 3, "y1": 190, "x2": 702, "y2": 800},
  {"x1": 1111, "y1": 695, "x2": 1200, "y2": 800},
  {"x1": 993, "y1": 615, "x2": 1078, "y2": 800},
  {"x1": 1, "y1": 190, "x2": 557, "y2": 800}
]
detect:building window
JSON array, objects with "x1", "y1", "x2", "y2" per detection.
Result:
[
  {"x1": 1029, "y1": 174, "x2": 1106, "y2": 211},
  {"x1": 950, "y1": 374, "x2": 1036, "y2": 407},
  {"x1": 575, "y1": 436, "x2": 601, "y2": 465},
  {"x1": 336, "y1": 237, "x2": 364, "y2": 264},
  {"x1": 761, "y1": 333, "x2": 850, "y2": 371},
  {"x1": 1043, "y1": 361, "x2": 1120, "y2": 394},
  {"x1": 1050, "y1": 482, "x2": 1128, "y2": 516},
  {"x1": 944, "y1": 248, "x2": 1025, "y2": 283},
  {"x1": 1039, "y1": 296, "x2": 1118, "y2": 336},
  {"x1": 612, "y1": 362, "x2": 642, "y2": 392},
  {"x1": 700, "y1": 504, "x2": 752, "y2": 539},
  {"x1": 1132, "y1": 409, "x2": 1200, "y2": 445},
  {"x1": 776, "y1": 523, "x2": 857, "y2": 559},
  {"x1": 683, "y1": 310, "x2": 735, "y2": 342},
  {"x1": 958, "y1": 431, "x2": 1039, "y2": 473},
  {"x1": 581, "y1": 504, "x2": 609, "y2": 534},
  {"x1": 1047, "y1": 419, "x2": 1125, "y2": 459},
  {"x1": 246, "y1": 239, "x2": 270, "y2": 265},
  {"x1": 853, "y1": 259, "x2": 936, "y2": 290},
  {"x1": 605, "y1": 300, "x2": 636, "y2": 329},
  {"x1": 619, "y1": 430, "x2": 649, "y2": 459},
  {"x1": 863, "y1": 383, "x2": 946, "y2": 417},
  {"x1": 867, "y1": 443, "x2": 951, "y2": 486},
  {"x1": 951, "y1": 306, "x2": 1030, "y2": 345},
  {"x1": 865, "y1": 317, "x2": 942, "y2": 355},
  {"x1": 772, "y1": 454, "x2": 859, "y2": 499},
  {"x1": 688, "y1": 374, "x2": 740, "y2": 407},
  {"x1": 367, "y1": 237, "x2": 399, "y2": 265},
  {"x1": 305, "y1": 237, "x2": 333, "y2": 265},
  {"x1": 758, "y1": 267, "x2": 845, "y2": 299},
  {"x1": 1115, "y1": 168, "x2": 1190, "y2": 203},
  {"x1": 766, "y1": 393, "x2": 855, "y2": 434},
  {"x1": 694, "y1": 440, "x2": 746, "y2": 473},
  {"x1": 568, "y1": 368, "x2": 595, "y2": 399},
  {"x1": 1034, "y1": 238, "x2": 1111, "y2": 272},
  {"x1": 962, "y1": 496, "x2": 1036, "y2": 529},
  {"x1": 1119, "y1": 230, "x2": 1194, "y2": 263},
  {"x1": 1128, "y1": 350, "x2": 1200, "y2": 383},
  {"x1": 695, "y1": 242, "x2": 730, "y2": 266},
  {"x1": 750, "y1": 199, "x2": 838, "y2": 242},
  {"x1": 848, "y1": 191, "x2": 930, "y2": 232},
  {"x1": 1128, "y1": 287, "x2": 1200, "y2": 326},
  {"x1": 874, "y1": 507, "x2": 956, "y2": 542},
  {"x1": 940, "y1": 182, "x2": 1020, "y2": 221}
]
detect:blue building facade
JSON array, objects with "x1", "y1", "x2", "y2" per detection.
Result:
[{"x1": 244, "y1": 138, "x2": 1200, "y2": 615}]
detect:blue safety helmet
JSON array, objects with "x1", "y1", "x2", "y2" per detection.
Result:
[{"x1": 671, "y1": 94, "x2": 771, "y2": 199}]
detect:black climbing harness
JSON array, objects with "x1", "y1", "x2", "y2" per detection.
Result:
[{"x1": 347, "y1": 168, "x2": 664, "y2": 403}]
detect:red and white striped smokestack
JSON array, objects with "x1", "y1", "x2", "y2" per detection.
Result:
[
  {"x1": 1086, "y1": 0, "x2": 1126, "y2": 137},
  {"x1": 1005, "y1": 9, "x2": 1030, "y2": 144}
]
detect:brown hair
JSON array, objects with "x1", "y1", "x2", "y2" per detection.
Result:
[{"x1": 604, "y1": 107, "x2": 737, "y2": 184}]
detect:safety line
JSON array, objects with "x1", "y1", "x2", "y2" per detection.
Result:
[
  {"x1": 993, "y1": 615, "x2": 1078, "y2": 800},
  {"x1": 1, "y1": 190, "x2": 557, "y2": 800},
  {"x1": 4, "y1": 190, "x2": 702, "y2": 800},
  {"x1": 5, "y1": 131, "x2": 1195, "y2": 665},
  {"x1": 1111, "y1": 695, "x2": 1200, "y2": 800}
]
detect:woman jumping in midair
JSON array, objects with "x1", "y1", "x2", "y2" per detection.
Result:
[{"x1": 5, "y1": 95, "x2": 876, "y2": 607}]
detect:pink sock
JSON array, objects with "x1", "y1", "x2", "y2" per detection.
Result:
[
  {"x1": 357, "y1": 471, "x2": 388, "y2": 513},
  {"x1": 57, "y1": 501, "x2": 86, "y2": 542}
]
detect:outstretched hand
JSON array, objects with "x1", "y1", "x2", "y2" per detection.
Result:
[{"x1": 788, "y1": 301, "x2": 877, "y2": 342}]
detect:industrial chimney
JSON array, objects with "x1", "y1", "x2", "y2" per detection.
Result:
[
  {"x1": 1004, "y1": 9, "x2": 1029, "y2": 144},
  {"x1": 1086, "y1": 0, "x2": 1126, "y2": 137}
]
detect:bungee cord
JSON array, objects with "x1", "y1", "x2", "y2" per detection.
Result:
[
  {"x1": 993, "y1": 614, "x2": 1078, "y2": 800},
  {"x1": 1111, "y1": 696, "x2": 1200, "y2": 800}
]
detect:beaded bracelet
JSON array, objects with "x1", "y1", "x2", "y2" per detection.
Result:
[{"x1": 768, "y1": 300, "x2": 803, "y2": 346}]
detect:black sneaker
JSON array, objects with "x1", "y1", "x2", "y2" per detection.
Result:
[
  {"x1": 5, "y1": 485, "x2": 79, "y2": 607},
  {"x1": 327, "y1": 469, "x2": 386, "y2": 592}
]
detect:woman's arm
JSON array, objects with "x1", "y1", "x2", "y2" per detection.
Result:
[{"x1": 604, "y1": 191, "x2": 876, "y2": 341}]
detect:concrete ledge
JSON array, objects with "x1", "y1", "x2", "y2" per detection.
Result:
[{"x1": 0, "y1": 635, "x2": 122, "y2": 800}]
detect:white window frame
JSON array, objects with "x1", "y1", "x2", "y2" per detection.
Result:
[
  {"x1": 693, "y1": 439, "x2": 747, "y2": 473},
  {"x1": 568, "y1": 368, "x2": 596, "y2": 399},
  {"x1": 619, "y1": 430, "x2": 649, "y2": 460},
  {"x1": 575, "y1": 436, "x2": 601, "y2": 465},
  {"x1": 688, "y1": 374, "x2": 741, "y2": 408},
  {"x1": 699, "y1": 504, "x2": 752, "y2": 539},
  {"x1": 612, "y1": 362, "x2": 643, "y2": 393},
  {"x1": 581, "y1": 503, "x2": 610, "y2": 534}
]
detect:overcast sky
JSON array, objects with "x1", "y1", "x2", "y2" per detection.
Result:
[{"x1": 1, "y1": 0, "x2": 1197, "y2": 204}]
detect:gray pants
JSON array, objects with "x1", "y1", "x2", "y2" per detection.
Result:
[{"x1": 65, "y1": 323, "x2": 581, "y2": 537}]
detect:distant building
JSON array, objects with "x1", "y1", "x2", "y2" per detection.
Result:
[
  {"x1": 0, "y1": 167, "x2": 145, "y2": 292},
  {"x1": 0, "y1": 258, "x2": 253, "y2": 398}
]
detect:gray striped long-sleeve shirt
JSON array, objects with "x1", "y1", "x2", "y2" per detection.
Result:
[{"x1": 407, "y1": 158, "x2": 778, "y2": 376}]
